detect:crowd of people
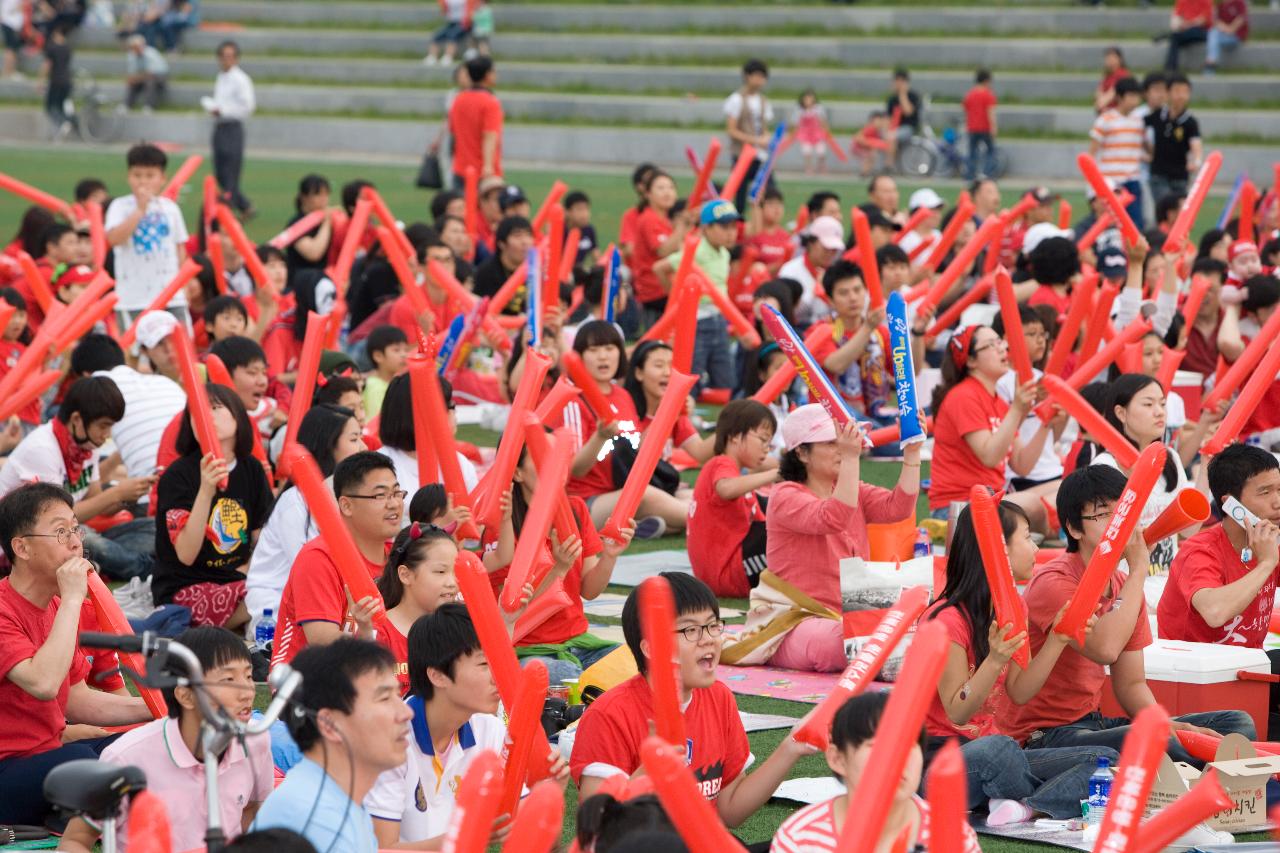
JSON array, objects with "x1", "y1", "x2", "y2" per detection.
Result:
[{"x1": 0, "y1": 7, "x2": 1278, "y2": 849}]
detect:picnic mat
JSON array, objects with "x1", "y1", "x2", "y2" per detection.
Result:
[
  {"x1": 609, "y1": 550, "x2": 692, "y2": 587},
  {"x1": 717, "y1": 665, "x2": 843, "y2": 705},
  {"x1": 583, "y1": 592, "x2": 742, "y2": 620}
]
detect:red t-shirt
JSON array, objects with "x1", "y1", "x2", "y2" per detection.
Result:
[
  {"x1": 79, "y1": 601, "x2": 125, "y2": 694},
  {"x1": 271, "y1": 538, "x2": 385, "y2": 668},
  {"x1": 262, "y1": 321, "x2": 302, "y2": 379},
  {"x1": 374, "y1": 616, "x2": 410, "y2": 695},
  {"x1": 928, "y1": 376, "x2": 1010, "y2": 509},
  {"x1": 0, "y1": 579, "x2": 90, "y2": 759},
  {"x1": 688, "y1": 454, "x2": 763, "y2": 598},
  {"x1": 1027, "y1": 285, "x2": 1072, "y2": 325},
  {"x1": 568, "y1": 673, "x2": 750, "y2": 798},
  {"x1": 1182, "y1": 322, "x2": 1220, "y2": 377},
  {"x1": 746, "y1": 228, "x2": 795, "y2": 274},
  {"x1": 1096, "y1": 68, "x2": 1132, "y2": 112},
  {"x1": 1232, "y1": 332, "x2": 1280, "y2": 436},
  {"x1": 554, "y1": 382, "x2": 641, "y2": 499},
  {"x1": 1174, "y1": 0, "x2": 1212, "y2": 26},
  {"x1": 963, "y1": 86, "x2": 997, "y2": 134},
  {"x1": 1217, "y1": 0, "x2": 1250, "y2": 40},
  {"x1": 1002, "y1": 551, "x2": 1151, "y2": 744},
  {"x1": 448, "y1": 88, "x2": 504, "y2": 179},
  {"x1": 922, "y1": 600, "x2": 1020, "y2": 740},
  {"x1": 638, "y1": 412, "x2": 698, "y2": 460},
  {"x1": 0, "y1": 340, "x2": 43, "y2": 424},
  {"x1": 484, "y1": 496, "x2": 602, "y2": 645},
  {"x1": 630, "y1": 208, "x2": 674, "y2": 305},
  {"x1": 1158, "y1": 525, "x2": 1276, "y2": 647},
  {"x1": 619, "y1": 207, "x2": 641, "y2": 257},
  {"x1": 389, "y1": 292, "x2": 451, "y2": 342}
]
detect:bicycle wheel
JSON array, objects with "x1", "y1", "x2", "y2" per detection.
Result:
[
  {"x1": 992, "y1": 147, "x2": 1012, "y2": 180},
  {"x1": 897, "y1": 141, "x2": 937, "y2": 177},
  {"x1": 81, "y1": 95, "x2": 122, "y2": 143}
]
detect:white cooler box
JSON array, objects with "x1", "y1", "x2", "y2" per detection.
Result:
[{"x1": 1100, "y1": 639, "x2": 1275, "y2": 737}]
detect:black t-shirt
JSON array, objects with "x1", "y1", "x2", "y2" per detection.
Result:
[
  {"x1": 152, "y1": 453, "x2": 274, "y2": 603},
  {"x1": 575, "y1": 224, "x2": 599, "y2": 266},
  {"x1": 886, "y1": 90, "x2": 923, "y2": 132},
  {"x1": 1146, "y1": 108, "x2": 1200, "y2": 181},
  {"x1": 44, "y1": 42, "x2": 72, "y2": 88},
  {"x1": 472, "y1": 255, "x2": 522, "y2": 314},
  {"x1": 284, "y1": 211, "x2": 328, "y2": 289}
]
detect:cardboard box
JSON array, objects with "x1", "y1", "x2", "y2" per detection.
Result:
[{"x1": 1147, "y1": 733, "x2": 1280, "y2": 832}]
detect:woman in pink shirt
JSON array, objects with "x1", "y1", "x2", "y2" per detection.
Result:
[{"x1": 761, "y1": 404, "x2": 919, "y2": 671}]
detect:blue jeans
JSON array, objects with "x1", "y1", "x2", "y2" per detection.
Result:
[
  {"x1": 967, "y1": 132, "x2": 996, "y2": 181},
  {"x1": 0, "y1": 735, "x2": 119, "y2": 824},
  {"x1": 523, "y1": 644, "x2": 618, "y2": 686},
  {"x1": 1206, "y1": 29, "x2": 1241, "y2": 66},
  {"x1": 1165, "y1": 26, "x2": 1208, "y2": 70},
  {"x1": 83, "y1": 517, "x2": 156, "y2": 581},
  {"x1": 1147, "y1": 175, "x2": 1187, "y2": 212},
  {"x1": 1120, "y1": 179, "x2": 1145, "y2": 232},
  {"x1": 692, "y1": 315, "x2": 735, "y2": 392},
  {"x1": 953, "y1": 735, "x2": 1117, "y2": 820},
  {"x1": 1025, "y1": 710, "x2": 1256, "y2": 766}
]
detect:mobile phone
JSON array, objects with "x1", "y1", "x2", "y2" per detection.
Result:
[{"x1": 1223, "y1": 496, "x2": 1262, "y2": 561}]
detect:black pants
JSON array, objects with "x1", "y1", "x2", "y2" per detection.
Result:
[
  {"x1": 733, "y1": 158, "x2": 776, "y2": 213},
  {"x1": 0, "y1": 734, "x2": 119, "y2": 825},
  {"x1": 45, "y1": 81, "x2": 71, "y2": 127},
  {"x1": 1165, "y1": 26, "x2": 1207, "y2": 70},
  {"x1": 213, "y1": 120, "x2": 250, "y2": 213}
]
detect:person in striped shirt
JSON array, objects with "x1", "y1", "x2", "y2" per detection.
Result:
[
  {"x1": 772, "y1": 692, "x2": 982, "y2": 853},
  {"x1": 1088, "y1": 76, "x2": 1147, "y2": 231}
]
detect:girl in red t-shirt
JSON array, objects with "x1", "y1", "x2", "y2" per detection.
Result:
[
  {"x1": 688, "y1": 399, "x2": 780, "y2": 597},
  {"x1": 625, "y1": 340, "x2": 714, "y2": 466},
  {"x1": 928, "y1": 325, "x2": 1051, "y2": 526},
  {"x1": 556, "y1": 321, "x2": 689, "y2": 536},
  {"x1": 630, "y1": 171, "x2": 694, "y2": 317},
  {"x1": 922, "y1": 499, "x2": 1113, "y2": 823},
  {"x1": 481, "y1": 435, "x2": 635, "y2": 682}
]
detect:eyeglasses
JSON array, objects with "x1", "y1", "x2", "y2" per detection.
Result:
[
  {"x1": 22, "y1": 525, "x2": 88, "y2": 546},
  {"x1": 972, "y1": 339, "x2": 1008, "y2": 355},
  {"x1": 345, "y1": 490, "x2": 408, "y2": 505},
  {"x1": 1079, "y1": 509, "x2": 1114, "y2": 523},
  {"x1": 673, "y1": 621, "x2": 726, "y2": 643}
]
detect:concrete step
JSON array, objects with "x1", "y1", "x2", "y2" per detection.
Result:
[
  {"x1": 198, "y1": 1, "x2": 1280, "y2": 37},
  {"x1": 10, "y1": 76, "x2": 1280, "y2": 141},
  {"x1": 76, "y1": 27, "x2": 1266, "y2": 72},
  {"x1": 0, "y1": 104, "x2": 1267, "y2": 184},
  {"x1": 63, "y1": 51, "x2": 1280, "y2": 108}
]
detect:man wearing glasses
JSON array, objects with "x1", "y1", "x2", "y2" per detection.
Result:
[
  {"x1": 0, "y1": 483, "x2": 152, "y2": 826},
  {"x1": 272, "y1": 452, "x2": 405, "y2": 668},
  {"x1": 570, "y1": 572, "x2": 813, "y2": 828}
]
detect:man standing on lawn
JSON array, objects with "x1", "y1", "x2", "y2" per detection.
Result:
[
  {"x1": 448, "y1": 56, "x2": 503, "y2": 189},
  {"x1": 205, "y1": 40, "x2": 256, "y2": 217}
]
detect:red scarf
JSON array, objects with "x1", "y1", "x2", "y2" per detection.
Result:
[{"x1": 52, "y1": 418, "x2": 94, "y2": 486}]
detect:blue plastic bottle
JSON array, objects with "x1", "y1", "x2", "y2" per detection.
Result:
[
  {"x1": 1086, "y1": 757, "x2": 1113, "y2": 825},
  {"x1": 255, "y1": 609, "x2": 276, "y2": 650}
]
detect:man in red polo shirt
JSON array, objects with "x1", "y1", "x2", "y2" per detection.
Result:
[
  {"x1": 447, "y1": 56, "x2": 503, "y2": 188},
  {"x1": 271, "y1": 452, "x2": 403, "y2": 667}
]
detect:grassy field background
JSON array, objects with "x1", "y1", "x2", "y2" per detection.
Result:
[{"x1": 1, "y1": 143, "x2": 1244, "y2": 850}]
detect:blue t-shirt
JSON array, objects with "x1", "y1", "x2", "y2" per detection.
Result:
[{"x1": 252, "y1": 758, "x2": 377, "y2": 853}]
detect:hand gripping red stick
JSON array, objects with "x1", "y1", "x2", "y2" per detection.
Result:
[
  {"x1": 1042, "y1": 374, "x2": 1140, "y2": 467},
  {"x1": 838, "y1": 620, "x2": 951, "y2": 851},
  {"x1": 1203, "y1": 326, "x2": 1280, "y2": 455},
  {"x1": 639, "y1": 576, "x2": 686, "y2": 746},
  {"x1": 1163, "y1": 151, "x2": 1222, "y2": 254},
  {"x1": 471, "y1": 349, "x2": 551, "y2": 529},
  {"x1": 719, "y1": 145, "x2": 758, "y2": 202},
  {"x1": 454, "y1": 551, "x2": 554, "y2": 781},
  {"x1": 170, "y1": 324, "x2": 226, "y2": 489},
  {"x1": 495, "y1": 659, "x2": 548, "y2": 822},
  {"x1": 849, "y1": 206, "x2": 886, "y2": 310},
  {"x1": 86, "y1": 570, "x2": 167, "y2": 718},
  {"x1": 161, "y1": 155, "x2": 203, "y2": 201},
  {"x1": 601, "y1": 369, "x2": 696, "y2": 541},
  {"x1": 639, "y1": 738, "x2": 746, "y2": 853},
  {"x1": 1054, "y1": 441, "x2": 1167, "y2": 644},
  {"x1": 498, "y1": 780, "x2": 564, "y2": 853},
  {"x1": 1078, "y1": 153, "x2": 1142, "y2": 247},
  {"x1": 792, "y1": 585, "x2": 931, "y2": 750},
  {"x1": 440, "y1": 749, "x2": 504, "y2": 853},
  {"x1": 499, "y1": 428, "x2": 574, "y2": 613},
  {"x1": 276, "y1": 311, "x2": 327, "y2": 477},
  {"x1": 970, "y1": 485, "x2": 1030, "y2": 667},
  {"x1": 560, "y1": 350, "x2": 618, "y2": 420},
  {"x1": 688, "y1": 138, "x2": 721, "y2": 209},
  {"x1": 994, "y1": 266, "x2": 1033, "y2": 384},
  {"x1": 1130, "y1": 770, "x2": 1234, "y2": 853},
  {"x1": 1091, "y1": 704, "x2": 1170, "y2": 853},
  {"x1": 925, "y1": 739, "x2": 968, "y2": 853}
]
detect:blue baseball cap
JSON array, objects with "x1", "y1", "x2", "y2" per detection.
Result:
[
  {"x1": 700, "y1": 200, "x2": 742, "y2": 226},
  {"x1": 1097, "y1": 247, "x2": 1128, "y2": 281}
]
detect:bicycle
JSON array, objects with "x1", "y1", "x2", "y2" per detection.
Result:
[
  {"x1": 44, "y1": 632, "x2": 303, "y2": 853},
  {"x1": 896, "y1": 102, "x2": 1011, "y2": 181},
  {"x1": 64, "y1": 67, "x2": 124, "y2": 144}
]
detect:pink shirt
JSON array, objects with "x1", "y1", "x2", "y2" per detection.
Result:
[
  {"x1": 765, "y1": 480, "x2": 916, "y2": 610},
  {"x1": 99, "y1": 717, "x2": 273, "y2": 851}
]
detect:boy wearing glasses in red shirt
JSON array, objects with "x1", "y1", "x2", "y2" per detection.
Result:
[{"x1": 569, "y1": 572, "x2": 811, "y2": 829}]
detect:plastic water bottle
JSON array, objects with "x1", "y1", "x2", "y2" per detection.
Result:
[
  {"x1": 913, "y1": 527, "x2": 931, "y2": 558},
  {"x1": 255, "y1": 609, "x2": 275, "y2": 650},
  {"x1": 1086, "y1": 757, "x2": 1113, "y2": 825}
]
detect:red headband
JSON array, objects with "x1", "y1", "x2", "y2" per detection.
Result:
[{"x1": 950, "y1": 325, "x2": 980, "y2": 370}]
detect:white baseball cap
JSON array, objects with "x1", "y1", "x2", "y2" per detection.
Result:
[
  {"x1": 135, "y1": 311, "x2": 179, "y2": 350},
  {"x1": 805, "y1": 216, "x2": 845, "y2": 251},
  {"x1": 908, "y1": 188, "x2": 945, "y2": 211}
]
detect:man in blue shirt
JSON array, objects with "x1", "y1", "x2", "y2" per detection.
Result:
[{"x1": 253, "y1": 639, "x2": 412, "y2": 853}]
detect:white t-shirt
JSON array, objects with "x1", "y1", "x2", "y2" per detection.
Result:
[
  {"x1": 245, "y1": 483, "x2": 320, "y2": 629},
  {"x1": 995, "y1": 368, "x2": 1063, "y2": 486},
  {"x1": 379, "y1": 445, "x2": 479, "y2": 523},
  {"x1": 96, "y1": 365, "x2": 186, "y2": 481},
  {"x1": 0, "y1": 0, "x2": 24, "y2": 30},
  {"x1": 365, "y1": 705, "x2": 509, "y2": 843},
  {"x1": 722, "y1": 91, "x2": 774, "y2": 160},
  {"x1": 778, "y1": 255, "x2": 831, "y2": 327},
  {"x1": 104, "y1": 195, "x2": 190, "y2": 311},
  {"x1": 0, "y1": 422, "x2": 98, "y2": 501}
]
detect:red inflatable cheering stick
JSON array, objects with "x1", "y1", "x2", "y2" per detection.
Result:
[
  {"x1": 1130, "y1": 769, "x2": 1233, "y2": 853},
  {"x1": 411, "y1": 357, "x2": 480, "y2": 541},
  {"x1": 496, "y1": 659, "x2": 549, "y2": 822},
  {"x1": 639, "y1": 738, "x2": 746, "y2": 853},
  {"x1": 640, "y1": 576, "x2": 686, "y2": 747},
  {"x1": 499, "y1": 780, "x2": 564, "y2": 853},
  {"x1": 925, "y1": 739, "x2": 968, "y2": 853},
  {"x1": 86, "y1": 570, "x2": 167, "y2": 718},
  {"x1": 169, "y1": 324, "x2": 226, "y2": 489},
  {"x1": 1077, "y1": 153, "x2": 1142, "y2": 247},
  {"x1": 560, "y1": 350, "x2": 618, "y2": 420},
  {"x1": 969, "y1": 485, "x2": 1030, "y2": 668},
  {"x1": 995, "y1": 266, "x2": 1034, "y2": 384},
  {"x1": 470, "y1": 350, "x2": 551, "y2": 529},
  {"x1": 441, "y1": 750, "x2": 504, "y2": 853},
  {"x1": 849, "y1": 206, "x2": 886, "y2": 310},
  {"x1": 499, "y1": 428, "x2": 574, "y2": 613},
  {"x1": 793, "y1": 585, "x2": 931, "y2": 750},
  {"x1": 1092, "y1": 704, "x2": 1170, "y2": 853},
  {"x1": 1054, "y1": 442, "x2": 1167, "y2": 645},
  {"x1": 277, "y1": 311, "x2": 327, "y2": 476}
]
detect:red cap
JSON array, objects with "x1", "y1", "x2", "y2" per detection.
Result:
[{"x1": 1229, "y1": 240, "x2": 1260, "y2": 263}]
